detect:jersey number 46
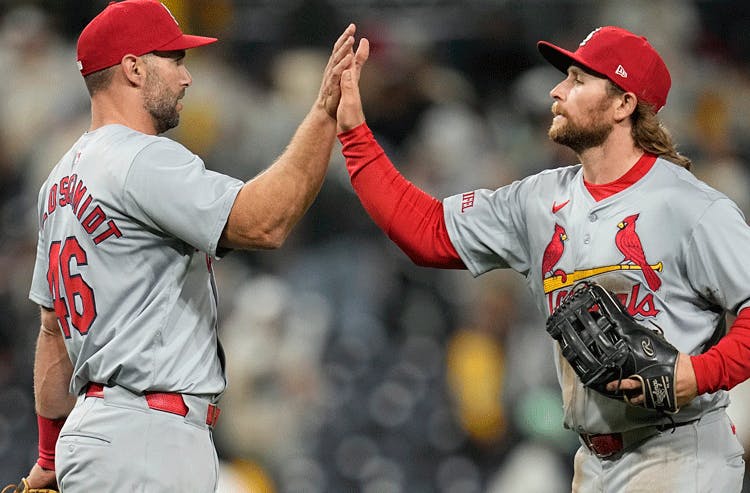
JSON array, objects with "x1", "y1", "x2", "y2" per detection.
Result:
[{"x1": 47, "y1": 237, "x2": 97, "y2": 338}]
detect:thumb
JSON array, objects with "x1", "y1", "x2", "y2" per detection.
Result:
[{"x1": 341, "y1": 69, "x2": 353, "y2": 89}]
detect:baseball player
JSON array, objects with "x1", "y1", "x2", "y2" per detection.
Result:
[
  {"x1": 16, "y1": 1, "x2": 367, "y2": 491},
  {"x1": 336, "y1": 27, "x2": 749, "y2": 492}
]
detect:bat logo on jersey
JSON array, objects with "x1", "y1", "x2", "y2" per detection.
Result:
[
  {"x1": 541, "y1": 212, "x2": 663, "y2": 318},
  {"x1": 542, "y1": 223, "x2": 568, "y2": 282}
]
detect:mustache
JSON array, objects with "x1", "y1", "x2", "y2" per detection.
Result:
[{"x1": 551, "y1": 102, "x2": 564, "y2": 117}]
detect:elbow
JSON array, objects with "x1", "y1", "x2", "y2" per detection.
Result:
[
  {"x1": 253, "y1": 228, "x2": 288, "y2": 250},
  {"x1": 402, "y1": 245, "x2": 435, "y2": 267},
  {"x1": 223, "y1": 224, "x2": 289, "y2": 250}
]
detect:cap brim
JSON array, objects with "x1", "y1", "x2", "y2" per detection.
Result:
[
  {"x1": 537, "y1": 41, "x2": 581, "y2": 75},
  {"x1": 157, "y1": 34, "x2": 218, "y2": 52}
]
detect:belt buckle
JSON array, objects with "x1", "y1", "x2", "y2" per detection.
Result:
[{"x1": 581, "y1": 433, "x2": 624, "y2": 459}]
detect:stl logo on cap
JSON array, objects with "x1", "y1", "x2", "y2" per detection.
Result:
[{"x1": 579, "y1": 27, "x2": 602, "y2": 47}]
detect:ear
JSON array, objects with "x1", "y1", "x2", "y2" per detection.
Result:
[
  {"x1": 613, "y1": 91, "x2": 637, "y2": 123},
  {"x1": 121, "y1": 54, "x2": 145, "y2": 87}
]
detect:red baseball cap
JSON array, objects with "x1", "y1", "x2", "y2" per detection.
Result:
[
  {"x1": 537, "y1": 26, "x2": 671, "y2": 112},
  {"x1": 76, "y1": 0, "x2": 217, "y2": 76}
]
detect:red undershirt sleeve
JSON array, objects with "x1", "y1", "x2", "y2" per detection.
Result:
[
  {"x1": 691, "y1": 307, "x2": 750, "y2": 394},
  {"x1": 338, "y1": 123, "x2": 465, "y2": 269}
]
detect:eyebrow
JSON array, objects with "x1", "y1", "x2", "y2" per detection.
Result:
[{"x1": 567, "y1": 66, "x2": 586, "y2": 77}]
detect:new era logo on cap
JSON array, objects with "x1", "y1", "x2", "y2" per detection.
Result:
[
  {"x1": 537, "y1": 26, "x2": 671, "y2": 112},
  {"x1": 76, "y1": 0, "x2": 217, "y2": 76}
]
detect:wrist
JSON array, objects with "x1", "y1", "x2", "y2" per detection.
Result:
[
  {"x1": 312, "y1": 98, "x2": 337, "y2": 123},
  {"x1": 37, "y1": 415, "x2": 66, "y2": 470}
]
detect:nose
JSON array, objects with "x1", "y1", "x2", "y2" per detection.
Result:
[
  {"x1": 181, "y1": 65, "x2": 192, "y2": 87},
  {"x1": 549, "y1": 78, "x2": 566, "y2": 101}
]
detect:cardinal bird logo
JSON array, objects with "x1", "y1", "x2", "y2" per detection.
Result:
[
  {"x1": 615, "y1": 213, "x2": 661, "y2": 291},
  {"x1": 542, "y1": 223, "x2": 568, "y2": 282}
]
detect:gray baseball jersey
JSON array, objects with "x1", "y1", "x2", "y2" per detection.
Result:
[
  {"x1": 443, "y1": 157, "x2": 750, "y2": 433},
  {"x1": 29, "y1": 124, "x2": 243, "y2": 398}
]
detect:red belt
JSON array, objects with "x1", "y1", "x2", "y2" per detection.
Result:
[
  {"x1": 85, "y1": 383, "x2": 220, "y2": 427},
  {"x1": 580, "y1": 432, "x2": 624, "y2": 459}
]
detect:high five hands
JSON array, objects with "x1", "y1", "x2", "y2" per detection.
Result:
[
  {"x1": 319, "y1": 24, "x2": 370, "y2": 125},
  {"x1": 337, "y1": 29, "x2": 369, "y2": 132}
]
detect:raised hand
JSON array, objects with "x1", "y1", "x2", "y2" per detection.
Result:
[
  {"x1": 337, "y1": 36, "x2": 370, "y2": 132},
  {"x1": 318, "y1": 24, "x2": 357, "y2": 119}
]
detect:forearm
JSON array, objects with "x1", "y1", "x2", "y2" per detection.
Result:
[
  {"x1": 339, "y1": 123, "x2": 464, "y2": 268},
  {"x1": 33, "y1": 308, "x2": 74, "y2": 472},
  {"x1": 691, "y1": 307, "x2": 750, "y2": 394},
  {"x1": 34, "y1": 315, "x2": 75, "y2": 418},
  {"x1": 222, "y1": 106, "x2": 337, "y2": 249}
]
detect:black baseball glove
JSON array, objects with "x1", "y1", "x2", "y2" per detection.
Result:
[{"x1": 546, "y1": 281, "x2": 679, "y2": 413}]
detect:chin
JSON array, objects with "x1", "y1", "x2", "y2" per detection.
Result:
[{"x1": 548, "y1": 124, "x2": 564, "y2": 142}]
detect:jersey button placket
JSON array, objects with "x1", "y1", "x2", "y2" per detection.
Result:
[{"x1": 583, "y1": 212, "x2": 597, "y2": 245}]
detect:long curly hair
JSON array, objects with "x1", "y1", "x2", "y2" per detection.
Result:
[{"x1": 608, "y1": 82, "x2": 692, "y2": 170}]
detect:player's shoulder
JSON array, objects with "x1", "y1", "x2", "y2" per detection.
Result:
[
  {"x1": 519, "y1": 163, "x2": 582, "y2": 190},
  {"x1": 652, "y1": 157, "x2": 728, "y2": 203},
  {"x1": 534, "y1": 163, "x2": 582, "y2": 180},
  {"x1": 107, "y1": 125, "x2": 192, "y2": 158},
  {"x1": 86, "y1": 124, "x2": 190, "y2": 156},
  {"x1": 88, "y1": 125, "x2": 198, "y2": 173}
]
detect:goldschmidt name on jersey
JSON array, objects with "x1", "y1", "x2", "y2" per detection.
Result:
[{"x1": 41, "y1": 172, "x2": 123, "y2": 245}]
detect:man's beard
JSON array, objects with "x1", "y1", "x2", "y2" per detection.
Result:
[
  {"x1": 548, "y1": 100, "x2": 613, "y2": 154},
  {"x1": 143, "y1": 71, "x2": 181, "y2": 134}
]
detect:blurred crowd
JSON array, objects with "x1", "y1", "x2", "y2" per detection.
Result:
[{"x1": 1, "y1": 1, "x2": 750, "y2": 492}]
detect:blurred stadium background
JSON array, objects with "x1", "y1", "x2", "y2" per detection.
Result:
[{"x1": 1, "y1": 1, "x2": 749, "y2": 491}]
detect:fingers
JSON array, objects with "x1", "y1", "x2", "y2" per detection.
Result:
[
  {"x1": 318, "y1": 24, "x2": 358, "y2": 118},
  {"x1": 625, "y1": 393, "x2": 645, "y2": 406},
  {"x1": 327, "y1": 36, "x2": 355, "y2": 73},
  {"x1": 325, "y1": 24, "x2": 356, "y2": 72},
  {"x1": 605, "y1": 378, "x2": 645, "y2": 405},
  {"x1": 605, "y1": 378, "x2": 640, "y2": 393},
  {"x1": 337, "y1": 66, "x2": 366, "y2": 132},
  {"x1": 339, "y1": 38, "x2": 369, "y2": 93},
  {"x1": 351, "y1": 38, "x2": 370, "y2": 81},
  {"x1": 332, "y1": 23, "x2": 356, "y2": 54}
]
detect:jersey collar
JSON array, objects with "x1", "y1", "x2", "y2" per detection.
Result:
[{"x1": 583, "y1": 153, "x2": 658, "y2": 202}]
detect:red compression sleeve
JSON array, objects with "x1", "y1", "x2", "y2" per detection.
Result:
[
  {"x1": 691, "y1": 307, "x2": 750, "y2": 394},
  {"x1": 37, "y1": 415, "x2": 66, "y2": 470},
  {"x1": 339, "y1": 123, "x2": 465, "y2": 269}
]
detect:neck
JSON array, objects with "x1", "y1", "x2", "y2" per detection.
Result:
[
  {"x1": 89, "y1": 90, "x2": 157, "y2": 135},
  {"x1": 578, "y1": 130, "x2": 643, "y2": 184}
]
